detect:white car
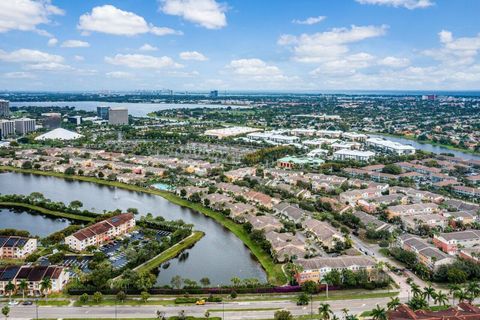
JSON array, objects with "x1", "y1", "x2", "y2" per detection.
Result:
[{"x1": 8, "y1": 300, "x2": 19, "y2": 306}]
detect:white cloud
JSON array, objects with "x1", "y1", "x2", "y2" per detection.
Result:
[
  {"x1": 179, "y1": 51, "x2": 208, "y2": 61},
  {"x1": 106, "y1": 71, "x2": 133, "y2": 79},
  {"x1": 0, "y1": 0, "x2": 64, "y2": 33},
  {"x1": 47, "y1": 38, "x2": 58, "y2": 46},
  {"x1": 61, "y1": 40, "x2": 90, "y2": 48},
  {"x1": 226, "y1": 58, "x2": 291, "y2": 82},
  {"x1": 105, "y1": 54, "x2": 183, "y2": 69},
  {"x1": 378, "y1": 56, "x2": 410, "y2": 68},
  {"x1": 78, "y1": 5, "x2": 181, "y2": 36},
  {"x1": 0, "y1": 49, "x2": 63, "y2": 63},
  {"x1": 139, "y1": 44, "x2": 158, "y2": 51},
  {"x1": 310, "y1": 52, "x2": 375, "y2": 76},
  {"x1": 74, "y1": 55, "x2": 84, "y2": 61},
  {"x1": 160, "y1": 0, "x2": 227, "y2": 29},
  {"x1": 279, "y1": 25, "x2": 388, "y2": 63},
  {"x1": 292, "y1": 16, "x2": 326, "y2": 25},
  {"x1": 423, "y1": 30, "x2": 480, "y2": 66},
  {"x1": 4, "y1": 71, "x2": 36, "y2": 79},
  {"x1": 23, "y1": 62, "x2": 73, "y2": 71},
  {"x1": 356, "y1": 0, "x2": 434, "y2": 9}
]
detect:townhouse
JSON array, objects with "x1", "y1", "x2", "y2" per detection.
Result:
[
  {"x1": 453, "y1": 186, "x2": 480, "y2": 200},
  {"x1": 400, "y1": 214, "x2": 448, "y2": 230},
  {"x1": 273, "y1": 202, "x2": 307, "y2": 224},
  {"x1": 397, "y1": 234, "x2": 455, "y2": 271},
  {"x1": 339, "y1": 188, "x2": 383, "y2": 205},
  {"x1": 65, "y1": 213, "x2": 135, "y2": 251},
  {"x1": 243, "y1": 190, "x2": 278, "y2": 209},
  {"x1": 386, "y1": 203, "x2": 439, "y2": 219},
  {"x1": 352, "y1": 211, "x2": 395, "y2": 233},
  {"x1": 247, "y1": 215, "x2": 283, "y2": 233},
  {"x1": 264, "y1": 231, "x2": 306, "y2": 262},
  {"x1": 224, "y1": 167, "x2": 257, "y2": 182},
  {"x1": 0, "y1": 265, "x2": 68, "y2": 296},
  {"x1": 433, "y1": 230, "x2": 480, "y2": 255},
  {"x1": 0, "y1": 236, "x2": 37, "y2": 259},
  {"x1": 294, "y1": 256, "x2": 377, "y2": 284},
  {"x1": 303, "y1": 219, "x2": 345, "y2": 250}
]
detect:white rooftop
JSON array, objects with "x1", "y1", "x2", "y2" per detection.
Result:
[{"x1": 35, "y1": 128, "x2": 83, "y2": 141}]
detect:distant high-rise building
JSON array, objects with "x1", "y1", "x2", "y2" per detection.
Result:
[
  {"x1": 67, "y1": 116, "x2": 82, "y2": 125},
  {"x1": 14, "y1": 118, "x2": 36, "y2": 135},
  {"x1": 422, "y1": 94, "x2": 436, "y2": 101},
  {"x1": 209, "y1": 90, "x2": 219, "y2": 98},
  {"x1": 0, "y1": 100, "x2": 10, "y2": 117},
  {"x1": 0, "y1": 120, "x2": 15, "y2": 138},
  {"x1": 97, "y1": 106, "x2": 110, "y2": 120},
  {"x1": 108, "y1": 108, "x2": 128, "y2": 125},
  {"x1": 42, "y1": 113, "x2": 62, "y2": 129}
]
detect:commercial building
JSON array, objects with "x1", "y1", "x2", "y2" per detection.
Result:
[
  {"x1": 0, "y1": 100, "x2": 9, "y2": 117},
  {"x1": 204, "y1": 126, "x2": 261, "y2": 138},
  {"x1": 0, "y1": 236, "x2": 37, "y2": 259},
  {"x1": 108, "y1": 108, "x2": 129, "y2": 125},
  {"x1": 67, "y1": 116, "x2": 82, "y2": 125},
  {"x1": 366, "y1": 138, "x2": 416, "y2": 155},
  {"x1": 0, "y1": 265, "x2": 68, "y2": 296},
  {"x1": 247, "y1": 132, "x2": 300, "y2": 145},
  {"x1": 35, "y1": 128, "x2": 83, "y2": 141},
  {"x1": 333, "y1": 149, "x2": 376, "y2": 162},
  {"x1": 0, "y1": 120, "x2": 15, "y2": 138},
  {"x1": 97, "y1": 106, "x2": 110, "y2": 120},
  {"x1": 14, "y1": 118, "x2": 36, "y2": 135},
  {"x1": 294, "y1": 256, "x2": 376, "y2": 284},
  {"x1": 209, "y1": 90, "x2": 219, "y2": 98},
  {"x1": 65, "y1": 213, "x2": 135, "y2": 251}
]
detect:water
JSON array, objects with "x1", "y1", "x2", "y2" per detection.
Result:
[
  {"x1": 371, "y1": 135, "x2": 480, "y2": 161},
  {"x1": 0, "y1": 208, "x2": 70, "y2": 237},
  {"x1": 0, "y1": 172, "x2": 266, "y2": 285},
  {"x1": 151, "y1": 183, "x2": 175, "y2": 191},
  {"x1": 10, "y1": 101, "x2": 232, "y2": 118}
]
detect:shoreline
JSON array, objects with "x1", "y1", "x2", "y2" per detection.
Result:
[
  {"x1": 0, "y1": 201, "x2": 95, "y2": 223},
  {"x1": 0, "y1": 166, "x2": 286, "y2": 285}
]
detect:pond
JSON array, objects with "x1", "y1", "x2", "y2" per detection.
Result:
[
  {"x1": 0, "y1": 208, "x2": 71, "y2": 237},
  {"x1": 0, "y1": 172, "x2": 267, "y2": 285}
]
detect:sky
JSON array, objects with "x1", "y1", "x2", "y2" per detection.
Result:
[{"x1": 0, "y1": 0, "x2": 480, "y2": 92}]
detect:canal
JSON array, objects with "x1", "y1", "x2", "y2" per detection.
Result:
[{"x1": 0, "y1": 172, "x2": 267, "y2": 285}]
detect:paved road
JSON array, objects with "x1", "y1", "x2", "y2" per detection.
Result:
[{"x1": 8, "y1": 296, "x2": 400, "y2": 320}]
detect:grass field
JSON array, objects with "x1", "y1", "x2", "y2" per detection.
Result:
[
  {"x1": 0, "y1": 166, "x2": 286, "y2": 285},
  {"x1": 0, "y1": 201, "x2": 95, "y2": 222}
]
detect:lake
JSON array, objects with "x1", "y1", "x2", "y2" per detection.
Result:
[
  {"x1": 10, "y1": 101, "x2": 233, "y2": 118},
  {"x1": 0, "y1": 172, "x2": 267, "y2": 285},
  {"x1": 0, "y1": 208, "x2": 70, "y2": 237}
]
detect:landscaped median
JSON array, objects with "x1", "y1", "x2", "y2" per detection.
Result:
[
  {"x1": 0, "y1": 201, "x2": 95, "y2": 223},
  {"x1": 134, "y1": 231, "x2": 205, "y2": 274},
  {"x1": 0, "y1": 166, "x2": 287, "y2": 285}
]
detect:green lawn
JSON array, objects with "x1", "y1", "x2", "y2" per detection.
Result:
[
  {"x1": 0, "y1": 166, "x2": 286, "y2": 285},
  {"x1": 73, "y1": 299, "x2": 174, "y2": 307},
  {"x1": 37, "y1": 299, "x2": 71, "y2": 306},
  {"x1": 0, "y1": 201, "x2": 95, "y2": 222},
  {"x1": 207, "y1": 307, "x2": 280, "y2": 312},
  {"x1": 134, "y1": 231, "x2": 205, "y2": 273}
]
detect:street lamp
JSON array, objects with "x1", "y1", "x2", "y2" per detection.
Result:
[{"x1": 35, "y1": 298, "x2": 39, "y2": 320}]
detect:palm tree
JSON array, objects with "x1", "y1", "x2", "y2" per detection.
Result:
[
  {"x1": 371, "y1": 305, "x2": 387, "y2": 320},
  {"x1": 449, "y1": 284, "x2": 461, "y2": 305},
  {"x1": 341, "y1": 308, "x2": 349, "y2": 320},
  {"x1": 434, "y1": 291, "x2": 449, "y2": 307},
  {"x1": 423, "y1": 286, "x2": 436, "y2": 305},
  {"x1": 387, "y1": 297, "x2": 401, "y2": 311},
  {"x1": 18, "y1": 280, "x2": 28, "y2": 301},
  {"x1": 456, "y1": 288, "x2": 469, "y2": 303},
  {"x1": 319, "y1": 303, "x2": 332, "y2": 320},
  {"x1": 5, "y1": 281, "x2": 15, "y2": 302},
  {"x1": 410, "y1": 283, "x2": 422, "y2": 298},
  {"x1": 467, "y1": 282, "x2": 480, "y2": 300},
  {"x1": 40, "y1": 277, "x2": 52, "y2": 301}
]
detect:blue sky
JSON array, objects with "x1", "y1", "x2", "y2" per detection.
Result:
[{"x1": 0, "y1": 0, "x2": 479, "y2": 91}]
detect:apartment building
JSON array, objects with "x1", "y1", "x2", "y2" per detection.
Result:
[
  {"x1": 0, "y1": 236, "x2": 37, "y2": 259},
  {"x1": 387, "y1": 203, "x2": 439, "y2": 218},
  {"x1": 333, "y1": 149, "x2": 376, "y2": 162},
  {"x1": 339, "y1": 188, "x2": 383, "y2": 205},
  {"x1": 0, "y1": 265, "x2": 68, "y2": 296},
  {"x1": 294, "y1": 256, "x2": 376, "y2": 284},
  {"x1": 433, "y1": 230, "x2": 480, "y2": 255},
  {"x1": 65, "y1": 213, "x2": 135, "y2": 251},
  {"x1": 366, "y1": 138, "x2": 416, "y2": 155}
]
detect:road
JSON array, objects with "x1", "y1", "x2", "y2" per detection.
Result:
[{"x1": 8, "y1": 296, "x2": 401, "y2": 320}]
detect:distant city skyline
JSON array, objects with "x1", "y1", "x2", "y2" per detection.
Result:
[{"x1": 0, "y1": 0, "x2": 479, "y2": 91}]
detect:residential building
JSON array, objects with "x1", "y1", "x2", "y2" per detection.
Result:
[
  {"x1": 352, "y1": 211, "x2": 395, "y2": 233},
  {"x1": 333, "y1": 149, "x2": 376, "y2": 162},
  {"x1": 397, "y1": 234, "x2": 455, "y2": 271},
  {"x1": 295, "y1": 256, "x2": 376, "y2": 284},
  {"x1": 246, "y1": 215, "x2": 283, "y2": 233},
  {"x1": 65, "y1": 213, "x2": 135, "y2": 251},
  {"x1": 433, "y1": 230, "x2": 480, "y2": 255},
  {"x1": 452, "y1": 186, "x2": 480, "y2": 199},
  {"x1": 0, "y1": 120, "x2": 15, "y2": 138},
  {"x1": 0, "y1": 236, "x2": 37, "y2": 259},
  {"x1": 388, "y1": 303, "x2": 480, "y2": 320},
  {"x1": 273, "y1": 202, "x2": 306, "y2": 224},
  {"x1": 247, "y1": 132, "x2": 300, "y2": 144},
  {"x1": 0, "y1": 100, "x2": 9, "y2": 117},
  {"x1": 366, "y1": 138, "x2": 416, "y2": 155},
  {"x1": 67, "y1": 116, "x2": 82, "y2": 125},
  {"x1": 277, "y1": 156, "x2": 324, "y2": 169},
  {"x1": 224, "y1": 167, "x2": 256, "y2": 181},
  {"x1": 400, "y1": 214, "x2": 448, "y2": 230},
  {"x1": 339, "y1": 188, "x2": 383, "y2": 205},
  {"x1": 386, "y1": 203, "x2": 439, "y2": 218},
  {"x1": 42, "y1": 113, "x2": 61, "y2": 129},
  {"x1": 265, "y1": 231, "x2": 306, "y2": 262},
  {"x1": 108, "y1": 108, "x2": 129, "y2": 125},
  {"x1": 0, "y1": 265, "x2": 68, "y2": 296},
  {"x1": 14, "y1": 118, "x2": 35, "y2": 135},
  {"x1": 303, "y1": 219, "x2": 344, "y2": 250}
]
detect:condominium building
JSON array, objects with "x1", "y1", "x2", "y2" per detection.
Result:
[
  {"x1": 294, "y1": 256, "x2": 376, "y2": 284},
  {"x1": 397, "y1": 234, "x2": 454, "y2": 271},
  {"x1": 0, "y1": 100, "x2": 9, "y2": 117},
  {"x1": 246, "y1": 132, "x2": 300, "y2": 145},
  {"x1": 108, "y1": 108, "x2": 129, "y2": 125},
  {"x1": 14, "y1": 118, "x2": 36, "y2": 135},
  {"x1": 433, "y1": 230, "x2": 480, "y2": 255},
  {"x1": 0, "y1": 236, "x2": 37, "y2": 259},
  {"x1": 366, "y1": 138, "x2": 416, "y2": 155},
  {"x1": 0, "y1": 120, "x2": 15, "y2": 138},
  {"x1": 333, "y1": 149, "x2": 376, "y2": 162},
  {"x1": 0, "y1": 265, "x2": 68, "y2": 296},
  {"x1": 65, "y1": 213, "x2": 135, "y2": 251}
]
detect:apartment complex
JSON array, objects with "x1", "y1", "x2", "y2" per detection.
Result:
[
  {"x1": 0, "y1": 265, "x2": 68, "y2": 296},
  {"x1": 333, "y1": 149, "x2": 375, "y2": 162},
  {"x1": 0, "y1": 120, "x2": 15, "y2": 138},
  {"x1": 14, "y1": 118, "x2": 36, "y2": 135},
  {"x1": 65, "y1": 213, "x2": 135, "y2": 251},
  {"x1": 0, "y1": 236, "x2": 37, "y2": 259},
  {"x1": 433, "y1": 230, "x2": 480, "y2": 255},
  {"x1": 295, "y1": 256, "x2": 376, "y2": 284},
  {"x1": 398, "y1": 234, "x2": 455, "y2": 271},
  {"x1": 366, "y1": 137, "x2": 416, "y2": 155}
]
